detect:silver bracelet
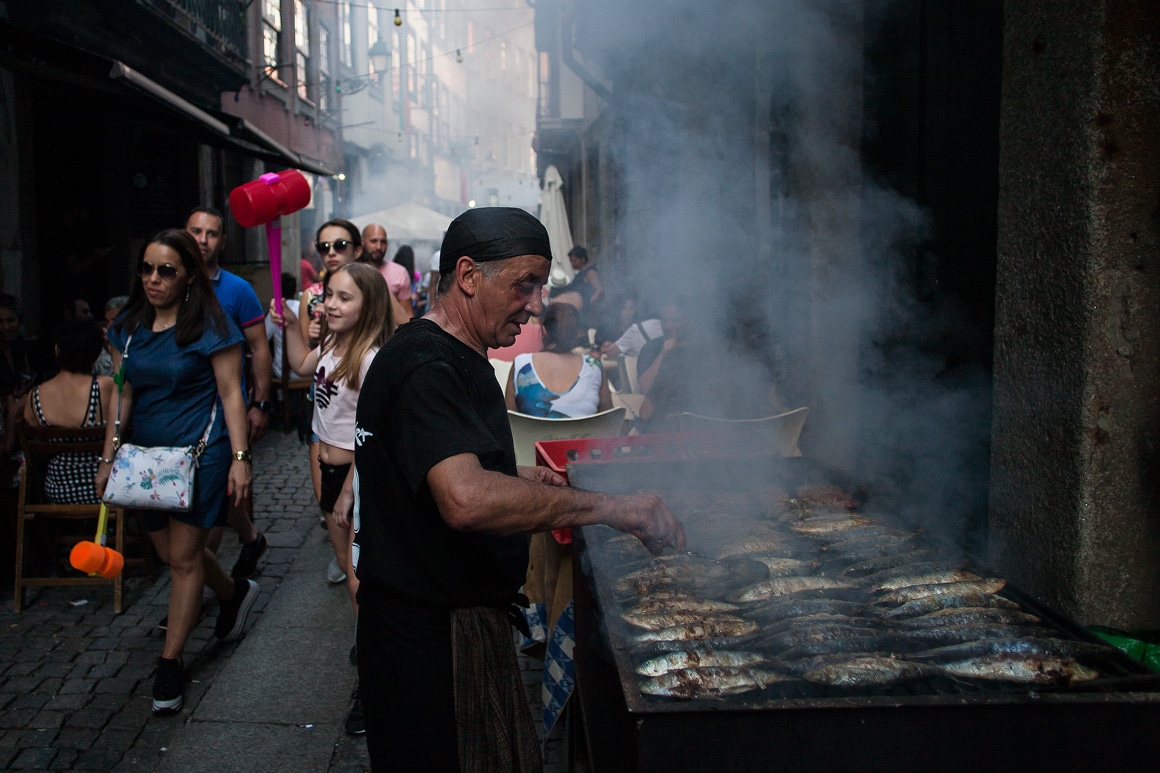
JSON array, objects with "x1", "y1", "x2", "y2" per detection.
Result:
[{"x1": 98, "y1": 456, "x2": 115, "y2": 465}]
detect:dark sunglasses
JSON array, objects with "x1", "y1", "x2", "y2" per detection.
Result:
[
  {"x1": 316, "y1": 239, "x2": 353, "y2": 256},
  {"x1": 138, "y1": 261, "x2": 180, "y2": 280}
]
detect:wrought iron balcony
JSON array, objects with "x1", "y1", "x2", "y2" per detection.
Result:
[{"x1": 144, "y1": 0, "x2": 247, "y2": 64}]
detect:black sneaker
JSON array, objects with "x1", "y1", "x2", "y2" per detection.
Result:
[
  {"x1": 344, "y1": 688, "x2": 365, "y2": 735},
  {"x1": 215, "y1": 578, "x2": 260, "y2": 641},
  {"x1": 230, "y1": 532, "x2": 268, "y2": 579},
  {"x1": 152, "y1": 657, "x2": 184, "y2": 715}
]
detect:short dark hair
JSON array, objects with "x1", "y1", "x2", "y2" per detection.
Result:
[
  {"x1": 393, "y1": 245, "x2": 415, "y2": 276},
  {"x1": 541, "y1": 302, "x2": 581, "y2": 352},
  {"x1": 54, "y1": 319, "x2": 104, "y2": 373},
  {"x1": 567, "y1": 245, "x2": 588, "y2": 261},
  {"x1": 281, "y1": 272, "x2": 297, "y2": 299},
  {"x1": 187, "y1": 206, "x2": 224, "y2": 227}
]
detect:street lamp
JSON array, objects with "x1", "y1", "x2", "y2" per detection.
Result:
[
  {"x1": 368, "y1": 39, "x2": 390, "y2": 73},
  {"x1": 335, "y1": 39, "x2": 391, "y2": 94}
]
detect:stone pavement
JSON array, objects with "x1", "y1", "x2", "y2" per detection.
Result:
[{"x1": 1, "y1": 428, "x2": 566, "y2": 771}]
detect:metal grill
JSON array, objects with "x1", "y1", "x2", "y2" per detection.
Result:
[{"x1": 567, "y1": 454, "x2": 1160, "y2": 772}]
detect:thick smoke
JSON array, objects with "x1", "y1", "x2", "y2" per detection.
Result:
[{"x1": 572, "y1": 0, "x2": 992, "y2": 553}]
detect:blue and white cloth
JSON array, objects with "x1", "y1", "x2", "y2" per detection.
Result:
[{"x1": 540, "y1": 599, "x2": 576, "y2": 739}]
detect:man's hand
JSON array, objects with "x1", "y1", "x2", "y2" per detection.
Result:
[
  {"x1": 518, "y1": 465, "x2": 567, "y2": 487},
  {"x1": 247, "y1": 406, "x2": 269, "y2": 445},
  {"x1": 614, "y1": 493, "x2": 686, "y2": 555}
]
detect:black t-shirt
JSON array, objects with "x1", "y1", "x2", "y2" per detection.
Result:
[
  {"x1": 637, "y1": 336, "x2": 665, "y2": 378},
  {"x1": 352, "y1": 319, "x2": 527, "y2": 608}
]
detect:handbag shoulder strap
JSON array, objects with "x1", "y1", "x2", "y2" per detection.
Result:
[{"x1": 112, "y1": 331, "x2": 219, "y2": 458}]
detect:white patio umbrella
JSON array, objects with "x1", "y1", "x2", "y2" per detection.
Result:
[{"x1": 539, "y1": 165, "x2": 575, "y2": 289}]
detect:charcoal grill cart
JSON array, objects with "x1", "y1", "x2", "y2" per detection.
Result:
[{"x1": 533, "y1": 434, "x2": 1160, "y2": 772}]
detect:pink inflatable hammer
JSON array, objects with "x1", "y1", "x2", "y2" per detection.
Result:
[
  {"x1": 229, "y1": 169, "x2": 311, "y2": 228},
  {"x1": 228, "y1": 169, "x2": 313, "y2": 317}
]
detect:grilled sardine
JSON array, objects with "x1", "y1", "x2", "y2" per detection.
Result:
[
  {"x1": 632, "y1": 618, "x2": 759, "y2": 643},
  {"x1": 634, "y1": 648, "x2": 768, "y2": 677},
  {"x1": 940, "y1": 654, "x2": 1099, "y2": 684},
  {"x1": 639, "y1": 666, "x2": 788, "y2": 699},
  {"x1": 729, "y1": 576, "x2": 855, "y2": 603},
  {"x1": 803, "y1": 656, "x2": 940, "y2": 688}
]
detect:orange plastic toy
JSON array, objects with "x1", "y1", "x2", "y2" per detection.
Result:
[{"x1": 69, "y1": 504, "x2": 124, "y2": 578}]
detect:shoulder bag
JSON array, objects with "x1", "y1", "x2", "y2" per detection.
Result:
[{"x1": 102, "y1": 332, "x2": 217, "y2": 512}]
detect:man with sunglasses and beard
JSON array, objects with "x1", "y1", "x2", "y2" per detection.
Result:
[{"x1": 185, "y1": 207, "x2": 270, "y2": 580}]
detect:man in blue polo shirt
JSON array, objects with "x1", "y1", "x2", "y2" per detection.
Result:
[{"x1": 187, "y1": 207, "x2": 271, "y2": 578}]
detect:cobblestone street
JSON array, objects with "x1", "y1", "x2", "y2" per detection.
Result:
[{"x1": 1, "y1": 428, "x2": 564, "y2": 771}]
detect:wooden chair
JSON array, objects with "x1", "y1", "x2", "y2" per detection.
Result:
[
  {"x1": 14, "y1": 424, "x2": 129, "y2": 613},
  {"x1": 278, "y1": 324, "x2": 313, "y2": 432},
  {"x1": 507, "y1": 407, "x2": 627, "y2": 467},
  {"x1": 677, "y1": 406, "x2": 810, "y2": 457}
]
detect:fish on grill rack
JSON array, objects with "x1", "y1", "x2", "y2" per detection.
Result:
[
  {"x1": 873, "y1": 591, "x2": 1020, "y2": 620},
  {"x1": 939, "y1": 654, "x2": 1100, "y2": 684},
  {"x1": 729, "y1": 576, "x2": 856, "y2": 603},
  {"x1": 624, "y1": 596, "x2": 741, "y2": 616},
  {"x1": 632, "y1": 618, "x2": 760, "y2": 644},
  {"x1": 621, "y1": 611, "x2": 753, "y2": 631},
  {"x1": 803, "y1": 656, "x2": 942, "y2": 688},
  {"x1": 634, "y1": 648, "x2": 769, "y2": 677},
  {"x1": 639, "y1": 666, "x2": 790, "y2": 699},
  {"x1": 875, "y1": 578, "x2": 1008, "y2": 606}
]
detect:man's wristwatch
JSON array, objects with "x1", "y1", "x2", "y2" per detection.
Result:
[
  {"x1": 251, "y1": 400, "x2": 272, "y2": 413},
  {"x1": 232, "y1": 450, "x2": 252, "y2": 463}
]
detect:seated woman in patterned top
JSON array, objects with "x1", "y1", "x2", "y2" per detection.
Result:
[
  {"x1": 22, "y1": 319, "x2": 114, "y2": 503},
  {"x1": 505, "y1": 302, "x2": 611, "y2": 418}
]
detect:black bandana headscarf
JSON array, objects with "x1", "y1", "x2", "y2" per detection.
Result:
[{"x1": 439, "y1": 207, "x2": 553, "y2": 274}]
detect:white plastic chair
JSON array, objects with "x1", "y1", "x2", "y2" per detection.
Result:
[
  {"x1": 619, "y1": 354, "x2": 641, "y2": 394},
  {"x1": 677, "y1": 406, "x2": 809, "y2": 457},
  {"x1": 507, "y1": 407, "x2": 628, "y2": 467},
  {"x1": 489, "y1": 358, "x2": 514, "y2": 391}
]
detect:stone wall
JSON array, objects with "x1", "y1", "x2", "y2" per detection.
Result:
[{"x1": 991, "y1": 1, "x2": 1160, "y2": 628}]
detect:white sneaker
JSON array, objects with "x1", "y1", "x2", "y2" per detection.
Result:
[{"x1": 327, "y1": 557, "x2": 347, "y2": 584}]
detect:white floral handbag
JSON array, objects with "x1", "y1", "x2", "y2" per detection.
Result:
[{"x1": 102, "y1": 332, "x2": 217, "y2": 512}]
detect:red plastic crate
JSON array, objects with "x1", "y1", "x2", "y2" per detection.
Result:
[
  {"x1": 535, "y1": 432, "x2": 730, "y2": 544},
  {"x1": 534, "y1": 431, "x2": 738, "y2": 482}
]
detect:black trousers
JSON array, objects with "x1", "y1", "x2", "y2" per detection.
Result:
[{"x1": 357, "y1": 592, "x2": 459, "y2": 772}]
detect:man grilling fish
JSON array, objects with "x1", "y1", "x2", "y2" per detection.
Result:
[{"x1": 351, "y1": 206, "x2": 686, "y2": 771}]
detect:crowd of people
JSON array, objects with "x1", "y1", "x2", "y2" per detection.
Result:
[{"x1": 5, "y1": 200, "x2": 798, "y2": 770}]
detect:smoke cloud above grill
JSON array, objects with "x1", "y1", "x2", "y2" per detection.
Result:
[{"x1": 571, "y1": 0, "x2": 991, "y2": 550}]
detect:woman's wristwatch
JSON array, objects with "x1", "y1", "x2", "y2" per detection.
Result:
[
  {"x1": 232, "y1": 450, "x2": 252, "y2": 463},
  {"x1": 251, "y1": 400, "x2": 272, "y2": 413}
]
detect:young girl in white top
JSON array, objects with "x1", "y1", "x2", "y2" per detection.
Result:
[{"x1": 277, "y1": 263, "x2": 394, "y2": 615}]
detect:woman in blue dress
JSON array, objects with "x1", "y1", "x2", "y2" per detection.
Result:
[{"x1": 96, "y1": 229, "x2": 257, "y2": 716}]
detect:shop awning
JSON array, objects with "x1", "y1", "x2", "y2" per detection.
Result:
[{"x1": 108, "y1": 60, "x2": 339, "y2": 177}]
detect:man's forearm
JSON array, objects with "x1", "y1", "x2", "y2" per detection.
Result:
[{"x1": 426, "y1": 452, "x2": 680, "y2": 543}]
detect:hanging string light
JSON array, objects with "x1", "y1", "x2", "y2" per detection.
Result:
[
  {"x1": 393, "y1": 8, "x2": 402, "y2": 26},
  {"x1": 456, "y1": 49, "x2": 463, "y2": 63}
]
